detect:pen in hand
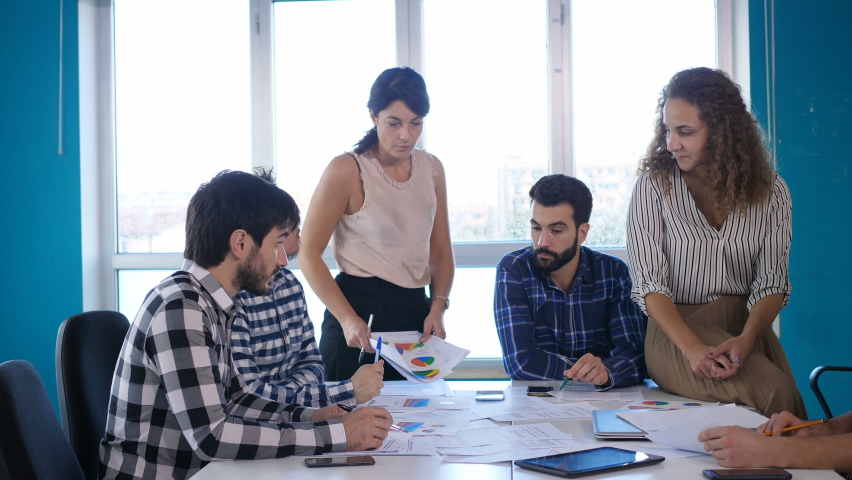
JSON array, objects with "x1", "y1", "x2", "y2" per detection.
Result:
[
  {"x1": 763, "y1": 418, "x2": 827, "y2": 436},
  {"x1": 374, "y1": 336, "x2": 383, "y2": 364},
  {"x1": 358, "y1": 314, "x2": 374, "y2": 363},
  {"x1": 556, "y1": 353, "x2": 575, "y2": 390},
  {"x1": 339, "y1": 403, "x2": 407, "y2": 432}
]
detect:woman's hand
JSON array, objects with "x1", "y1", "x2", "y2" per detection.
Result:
[
  {"x1": 685, "y1": 344, "x2": 728, "y2": 379},
  {"x1": 707, "y1": 334, "x2": 756, "y2": 380},
  {"x1": 420, "y1": 311, "x2": 446, "y2": 343},
  {"x1": 342, "y1": 316, "x2": 374, "y2": 351}
]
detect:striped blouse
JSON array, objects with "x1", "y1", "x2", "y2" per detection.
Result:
[{"x1": 626, "y1": 168, "x2": 792, "y2": 314}]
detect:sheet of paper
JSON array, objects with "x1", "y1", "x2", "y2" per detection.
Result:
[
  {"x1": 490, "y1": 402, "x2": 599, "y2": 422},
  {"x1": 622, "y1": 399, "x2": 718, "y2": 410},
  {"x1": 471, "y1": 394, "x2": 560, "y2": 419},
  {"x1": 553, "y1": 384, "x2": 644, "y2": 402},
  {"x1": 309, "y1": 435, "x2": 436, "y2": 457},
  {"x1": 369, "y1": 332, "x2": 470, "y2": 383},
  {"x1": 394, "y1": 409, "x2": 482, "y2": 422},
  {"x1": 434, "y1": 423, "x2": 573, "y2": 449},
  {"x1": 366, "y1": 395, "x2": 473, "y2": 411},
  {"x1": 618, "y1": 405, "x2": 767, "y2": 433},
  {"x1": 441, "y1": 448, "x2": 553, "y2": 464},
  {"x1": 401, "y1": 421, "x2": 468, "y2": 436},
  {"x1": 380, "y1": 379, "x2": 454, "y2": 397},
  {"x1": 645, "y1": 407, "x2": 769, "y2": 454},
  {"x1": 437, "y1": 438, "x2": 580, "y2": 456}
]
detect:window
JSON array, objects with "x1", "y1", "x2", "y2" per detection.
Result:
[{"x1": 101, "y1": 0, "x2": 736, "y2": 372}]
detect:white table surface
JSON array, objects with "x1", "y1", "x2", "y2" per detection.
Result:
[{"x1": 192, "y1": 379, "x2": 838, "y2": 480}]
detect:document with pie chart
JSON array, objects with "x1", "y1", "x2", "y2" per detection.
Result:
[{"x1": 369, "y1": 331, "x2": 471, "y2": 383}]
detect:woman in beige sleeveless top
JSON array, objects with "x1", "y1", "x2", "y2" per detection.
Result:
[{"x1": 300, "y1": 67, "x2": 454, "y2": 381}]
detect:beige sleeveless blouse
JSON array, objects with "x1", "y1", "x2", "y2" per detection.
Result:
[{"x1": 332, "y1": 149, "x2": 437, "y2": 289}]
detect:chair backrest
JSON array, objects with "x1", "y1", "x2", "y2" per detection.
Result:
[
  {"x1": 809, "y1": 365, "x2": 852, "y2": 419},
  {"x1": 56, "y1": 310, "x2": 130, "y2": 480},
  {"x1": 0, "y1": 360, "x2": 86, "y2": 480}
]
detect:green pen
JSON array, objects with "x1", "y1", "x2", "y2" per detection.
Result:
[{"x1": 555, "y1": 354, "x2": 575, "y2": 390}]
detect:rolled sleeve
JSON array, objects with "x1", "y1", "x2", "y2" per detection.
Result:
[{"x1": 748, "y1": 176, "x2": 793, "y2": 310}]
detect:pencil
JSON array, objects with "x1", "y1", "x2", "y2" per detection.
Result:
[{"x1": 763, "y1": 418, "x2": 827, "y2": 436}]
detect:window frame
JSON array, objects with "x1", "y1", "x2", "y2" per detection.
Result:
[{"x1": 83, "y1": 0, "x2": 746, "y2": 376}]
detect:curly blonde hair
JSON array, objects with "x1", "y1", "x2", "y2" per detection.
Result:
[{"x1": 639, "y1": 67, "x2": 774, "y2": 213}]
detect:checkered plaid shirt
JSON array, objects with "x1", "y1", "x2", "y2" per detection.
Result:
[
  {"x1": 494, "y1": 246, "x2": 647, "y2": 388},
  {"x1": 99, "y1": 261, "x2": 346, "y2": 480},
  {"x1": 232, "y1": 268, "x2": 355, "y2": 408}
]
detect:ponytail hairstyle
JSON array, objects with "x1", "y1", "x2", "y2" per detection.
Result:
[{"x1": 354, "y1": 67, "x2": 430, "y2": 154}]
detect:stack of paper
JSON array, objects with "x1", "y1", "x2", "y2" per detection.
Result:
[
  {"x1": 616, "y1": 405, "x2": 768, "y2": 454},
  {"x1": 370, "y1": 331, "x2": 470, "y2": 382}
]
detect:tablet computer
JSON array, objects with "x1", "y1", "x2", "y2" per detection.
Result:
[
  {"x1": 514, "y1": 447, "x2": 665, "y2": 478},
  {"x1": 591, "y1": 409, "x2": 648, "y2": 439}
]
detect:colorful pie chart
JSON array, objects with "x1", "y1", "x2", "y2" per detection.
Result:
[{"x1": 411, "y1": 357, "x2": 435, "y2": 367}]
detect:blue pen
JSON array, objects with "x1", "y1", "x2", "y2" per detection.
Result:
[{"x1": 375, "y1": 336, "x2": 382, "y2": 364}]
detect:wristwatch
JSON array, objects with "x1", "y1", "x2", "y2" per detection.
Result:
[{"x1": 433, "y1": 295, "x2": 450, "y2": 310}]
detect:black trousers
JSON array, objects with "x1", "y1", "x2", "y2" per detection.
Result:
[{"x1": 320, "y1": 272, "x2": 430, "y2": 381}]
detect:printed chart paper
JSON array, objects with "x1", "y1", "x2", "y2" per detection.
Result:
[
  {"x1": 553, "y1": 384, "x2": 644, "y2": 402},
  {"x1": 370, "y1": 331, "x2": 470, "y2": 383}
]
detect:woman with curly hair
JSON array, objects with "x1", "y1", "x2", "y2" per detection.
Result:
[{"x1": 626, "y1": 67, "x2": 805, "y2": 417}]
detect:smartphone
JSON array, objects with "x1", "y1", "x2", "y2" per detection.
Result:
[
  {"x1": 526, "y1": 385, "x2": 554, "y2": 397},
  {"x1": 304, "y1": 456, "x2": 376, "y2": 468},
  {"x1": 702, "y1": 468, "x2": 792, "y2": 479},
  {"x1": 475, "y1": 390, "x2": 505, "y2": 401}
]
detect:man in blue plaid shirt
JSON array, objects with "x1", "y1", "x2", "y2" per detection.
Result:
[
  {"x1": 100, "y1": 170, "x2": 392, "y2": 480},
  {"x1": 494, "y1": 174, "x2": 647, "y2": 389},
  {"x1": 232, "y1": 224, "x2": 385, "y2": 409}
]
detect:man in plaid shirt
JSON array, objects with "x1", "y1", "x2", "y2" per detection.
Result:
[
  {"x1": 100, "y1": 170, "x2": 392, "y2": 480},
  {"x1": 231, "y1": 224, "x2": 384, "y2": 409},
  {"x1": 494, "y1": 174, "x2": 647, "y2": 389}
]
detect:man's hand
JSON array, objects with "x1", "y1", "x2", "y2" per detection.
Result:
[
  {"x1": 564, "y1": 353, "x2": 609, "y2": 386},
  {"x1": 420, "y1": 311, "x2": 446, "y2": 343},
  {"x1": 342, "y1": 407, "x2": 393, "y2": 451},
  {"x1": 313, "y1": 404, "x2": 347, "y2": 422},
  {"x1": 699, "y1": 425, "x2": 783, "y2": 468},
  {"x1": 342, "y1": 316, "x2": 373, "y2": 351},
  {"x1": 352, "y1": 361, "x2": 385, "y2": 404},
  {"x1": 759, "y1": 411, "x2": 827, "y2": 437}
]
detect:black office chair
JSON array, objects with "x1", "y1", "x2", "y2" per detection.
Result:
[
  {"x1": 0, "y1": 360, "x2": 86, "y2": 480},
  {"x1": 56, "y1": 310, "x2": 130, "y2": 480},
  {"x1": 809, "y1": 365, "x2": 852, "y2": 419}
]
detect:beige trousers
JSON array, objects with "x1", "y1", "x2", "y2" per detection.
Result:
[{"x1": 645, "y1": 296, "x2": 807, "y2": 418}]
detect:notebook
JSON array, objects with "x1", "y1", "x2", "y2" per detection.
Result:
[{"x1": 591, "y1": 409, "x2": 648, "y2": 439}]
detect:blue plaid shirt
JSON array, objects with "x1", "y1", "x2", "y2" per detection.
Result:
[
  {"x1": 232, "y1": 268, "x2": 355, "y2": 408},
  {"x1": 494, "y1": 246, "x2": 647, "y2": 388}
]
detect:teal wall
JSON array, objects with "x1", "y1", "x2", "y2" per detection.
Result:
[
  {"x1": 0, "y1": 0, "x2": 82, "y2": 411},
  {"x1": 750, "y1": 1, "x2": 852, "y2": 418}
]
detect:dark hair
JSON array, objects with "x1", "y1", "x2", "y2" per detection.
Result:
[
  {"x1": 354, "y1": 67, "x2": 430, "y2": 154},
  {"x1": 640, "y1": 67, "x2": 774, "y2": 212},
  {"x1": 184, "y1": 170, "x2": 300, "y2": 268},
  {"x1": 528, "y1": 174, "x2": 593, "y2": 226}
]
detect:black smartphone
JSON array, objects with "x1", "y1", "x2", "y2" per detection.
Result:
[
  {"x1": 304, "y1": 456, "x2": 376, "y2": 468},
  {"x1": 702, "y1": 468, "x2": 792, "y2": 479},
  {"x1": 526, "y1": 385, "x2": 554, "y2": 396},
  {"x1": 475, "y1": 390, "x2": 505, "y2": 401}
]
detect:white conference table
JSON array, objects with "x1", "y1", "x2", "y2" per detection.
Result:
[{"x1": 193, "y1": 379, "x2": 838, "y2": 480}]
